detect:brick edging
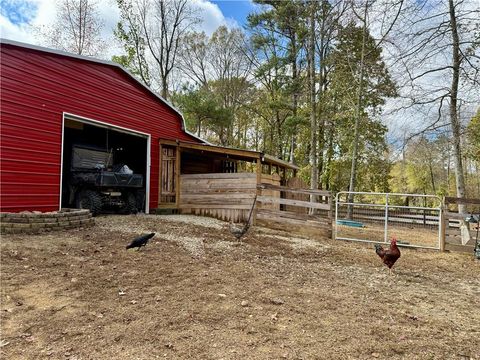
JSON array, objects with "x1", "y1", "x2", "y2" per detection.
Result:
[{"x1": 1, "y1": 209, "x2": 94, "y2": 234}]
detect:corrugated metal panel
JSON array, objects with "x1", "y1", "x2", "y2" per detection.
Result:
[{"x1": 0, "y1": 43, "x2": 200, "y2": 212}]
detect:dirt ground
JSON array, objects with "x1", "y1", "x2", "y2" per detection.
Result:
[
  {"x1": 336, "y1": 223, "x2": 440, "y2": 248},
  {"x1": 1, "y1": 214, "x2": 479, "y2": 360}
]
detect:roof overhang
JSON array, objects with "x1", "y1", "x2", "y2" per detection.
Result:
[{"x1": 160, "y1": 140, "x2": 299, "y2": 171}]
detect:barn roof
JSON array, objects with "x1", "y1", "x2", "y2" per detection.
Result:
[
  {"x1": 0, "y1": 38, "x2": 204, "y2": 143},
  {"x1": 1, "y1": 38, "x2": 298, "y2": 171}
]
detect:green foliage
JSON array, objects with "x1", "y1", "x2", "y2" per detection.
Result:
[
  {"x1": 389, "y1": 136, "x2": 456, "y2": 198},
  {"x1": 307, "y1": 22, "x2": 396, "y2": 192},
  {"x1": 113, "y1": 0, "x2": 469, "y2": 198},
  {"x1": 466, "y1": 108, "x2": 480, "y2": 161},
  {"x1": 112, "y1": 0, "x2": 150, "y2": 86},
  {"x1": 173, "y1": 86, "x2": 233, "y2": 145}
]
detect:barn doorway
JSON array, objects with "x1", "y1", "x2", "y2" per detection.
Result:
[{"x1": 60, "y1": 114, "x2": 150, "y2": 214}]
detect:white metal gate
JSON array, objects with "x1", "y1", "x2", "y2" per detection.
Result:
[{"x1": 335, "y1": 192, "x2": 443, "y2": 250}]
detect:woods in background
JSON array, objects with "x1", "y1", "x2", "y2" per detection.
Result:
[{"x1": 38, "y1": 0, "x2": 480, "y2": 199}]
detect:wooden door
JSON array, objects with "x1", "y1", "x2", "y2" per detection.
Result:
[{"x1": 160, "y1": 145, "x2": 176, "y2": 205}]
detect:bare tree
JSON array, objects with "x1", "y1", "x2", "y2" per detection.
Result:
[
  {"x1": 178, "y1": 32, "x2": 210, "y2": 87},
  {"x1": 308, "y1": 0, "x2": 318, "y2": 192},
  {"x1": 346, "y1": 0, "x2": 403, "y2": 217},
  {"x1": 139, "y1": 0, "x2": 200, "y2": 100},
  {"x1": 114, "y1": 0, "x2": 151, "y2": 86},
  {"x1": 36, "y1": 0, "x2": 105, "y2": 56},
  {"x1": 392, "y1": 0, "x2": 480, "y2": 211}
]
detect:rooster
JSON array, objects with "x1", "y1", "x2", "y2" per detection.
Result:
[{"x1": 375, "y1": 237, "x2": 401, "y2": 275}]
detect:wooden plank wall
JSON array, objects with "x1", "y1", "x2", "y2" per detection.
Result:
[
  {"x1": 179, "y1": 173, "x2": 257, "y2": 222},
  {"x1": 258, "y1": 173, "x2": 281, "y2": 211},
  {"x1": 285, "y1": 177, "x2": 309, "y2": 213},
  {"x1": 179, "y1": 172, "x2": 334, "y2": 240}
]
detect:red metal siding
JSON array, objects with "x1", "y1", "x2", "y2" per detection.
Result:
[{"x1": 0, "y1": 43, "x2": 199, "y2": 212}]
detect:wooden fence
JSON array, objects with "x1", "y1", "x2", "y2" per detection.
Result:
[
  {"x1": 256, "y1": 183, "x2": 332, "y2": 239},
  {"x1": 441, "y1": 197, "x2": 480, "y2": 253},
  {"x1": 178, "y1": 173, "x2": 332, "y2": 239},
  {"x1": 179, "y1": 173, "x2": 257, "y2": 222}
]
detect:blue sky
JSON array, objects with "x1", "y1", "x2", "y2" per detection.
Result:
[
  {"x1": 1, "y1": 0, "x2": 37, "y2": 25},
  {"x1": 0, "y1": 0, "x2": 257, "y2": 46},
  {"x1": 212, "y1": 0, "x2": 256, "y2": 28}
]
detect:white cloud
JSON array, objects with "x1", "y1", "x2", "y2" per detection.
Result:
[
  {"x1": 1, "y1": 0, "x2": 237, "y2": 59},
  {"x1": 1, "y1": 0, "x2": 237, "y2": 44},
  {"x1": 0, "y1": 0, "x2": 56, "y2": 44},
  {"x1": 191, "y1": 0, "x2": 239, "y2": 35},
  {"x1": 96, "y1": 0, "x2": 120, "y2": 39},
  {"x1": 0, "y1": 13, "x2": 32, "y2": 42}
]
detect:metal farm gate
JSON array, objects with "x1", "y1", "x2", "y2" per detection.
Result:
[{"x1": 335, "y1": 192, "x2": 443, "y2": 250}]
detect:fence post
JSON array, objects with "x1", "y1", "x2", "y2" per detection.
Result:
[
  {"x1": 253, "y1": 158, "x2": 262, "y2": 225},
  {"x1": 334, "y1": 192, "x2": 339, "y2": 240},
  {"x1": 440, "y1": 204, "x2": 446, "y2": 252},
  {"x1": 328, "y1": 194, "x2": 333, "y2": 239},
  {"x1": 384, "y1": 193, "x2": 389, "y2": 243}
]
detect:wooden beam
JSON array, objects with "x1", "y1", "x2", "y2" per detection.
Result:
[
  {"x1": 444, "y1": 211, "x2": 470, "y2": 220},
  {"x1": 175, "y1": 146, "x2": 181, "y2": 208},
  {"x1": 180, "y1": 173, "x2": 256, "y2": 179},
  {"x1": 158, "y1": 144, "x2": 163, "y2": 208},
  {"x1": 254, "y1": 158, "x2": 262, "y2": 225},
  {"x1": 178, "y1": 142, "x2": 261, "y2": 161},
  {"x1": 175, "y1": 141, "x2": 299, "y2": 170},
  {"x1": 257, "y1": 196, "x2": 331, "y2": 210},
  {"x1": 445, "y1": 243, "x2": 475, "y2": 253},
  {"x1": 257, "y1": 183, "x2": 331, "y2": 197},
  {"x1": 262, "y1": 154, "x2": 299, "y2": 170},
  {"x1": 257, "y1": 208, "x2": 329, "y2": 222},
  {"x1": 159, "y1": 139, "x2": 178, "y2": 146},
  {"x1": 444, "y1": 197, "x2": 480, "y2": 205},
  {"x1": 179, "y1": 204, "x2": 252, "y2": 210}
]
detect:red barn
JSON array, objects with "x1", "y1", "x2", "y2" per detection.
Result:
[{"x1": 0, "y1": 39, "x2": 202, "y2": 213}]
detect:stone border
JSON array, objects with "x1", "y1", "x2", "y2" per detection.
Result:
[{"x1": 1, "y1": 209, "x2": 94, "y2": 234}]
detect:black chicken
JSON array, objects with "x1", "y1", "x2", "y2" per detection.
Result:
[{"x1": 126, "y1": 232, "x2": 155, "y2": 251}]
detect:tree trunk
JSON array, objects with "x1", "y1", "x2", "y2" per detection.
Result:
[
  {"x1": 308, "y1": 1, "x2": 318, "y2": 214},
  {"x1": 448, "y1": 0, "x2": 466, "y2": 213},
  {"x1": 309, "y1": 2, "x2": 318, "y2": 192},
  {"x1": 316, "y1": 1, "x2": 327, "y2": 189},
  {"x1": 347, "y1": 2, "x2": 368, "y2": 219},
  {"x1": 290, "y1": 30, "x2": 298, "y2": 164},
  {"x1": 161, "y1": 77, "x2": 169, "y2": 100}
]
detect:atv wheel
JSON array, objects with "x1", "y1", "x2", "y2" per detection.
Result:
[
  {"x1": 123, "y1": 192, "x2": 138, "y2": 214},
  {"x1": 76, "y1": 190, "x2": 102, "y2": 216}
]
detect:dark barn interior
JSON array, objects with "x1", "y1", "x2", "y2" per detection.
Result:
[{"x1": 61, "y1": 119, "x2": 147, "y2": 210}]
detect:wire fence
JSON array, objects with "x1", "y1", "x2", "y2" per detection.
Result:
[{"x1": 335, "y1": 192, "x2": 442, "y2": 249}]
